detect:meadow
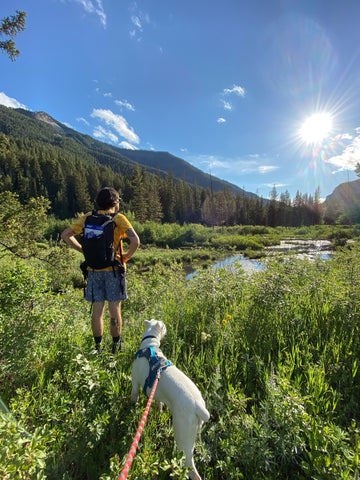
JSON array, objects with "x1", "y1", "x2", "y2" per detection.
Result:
[{"x1": 1, "y1": 223, "x2": 360, "y2": 479}]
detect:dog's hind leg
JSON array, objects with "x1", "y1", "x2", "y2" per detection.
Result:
[
  {"x1": 173, "y1": 414, "x2": 202, "y2": 480},
  {"x1": 130, "y1": 382, "x2": 141, "y2": 403}
]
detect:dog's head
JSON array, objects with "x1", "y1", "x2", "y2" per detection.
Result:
[{"x1": 142, "y1": 319, "x2": 167, "y2": 343}]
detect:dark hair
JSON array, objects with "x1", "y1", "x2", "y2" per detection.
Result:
[{"x1": 95, "y1": 187, "x2": 121, "y2": 209}]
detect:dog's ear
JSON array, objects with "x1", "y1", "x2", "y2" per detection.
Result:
[
  {"x1": 144, "y1": 320, "x2": 151, "y2": 326},
  {"x1": 158, "y1": 321, "x2": 167, "y2": 337}
]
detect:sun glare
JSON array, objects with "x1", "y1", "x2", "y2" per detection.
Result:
[{"x1": 300, "y1": 112, "x2": 333, "y2": 144}]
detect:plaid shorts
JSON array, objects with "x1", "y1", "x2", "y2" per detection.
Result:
[{"x1": 85, "y1": 269, "x2": 127, "y2": 303}]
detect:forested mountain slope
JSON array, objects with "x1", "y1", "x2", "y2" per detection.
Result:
[
  {"x1": 0, "y1": 105, "x2": 261, "y2": 222},
  {"x1": 0, "y1": 105, "x2": 253, "y2": 196},
  {"x1": 1, "y1": 104, "x2": 358, "y2": 225},
  {"x1": 325, "y1": 179, "x2": 360, "y2": 223}
]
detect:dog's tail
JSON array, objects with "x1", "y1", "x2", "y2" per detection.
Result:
[{"x1": 196, "y1": 403, "x2": 210, "y2": 423}]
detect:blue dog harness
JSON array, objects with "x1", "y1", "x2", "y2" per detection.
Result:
[{"x1": 134, "y1": 345, "x2": 173, "y2": 395}]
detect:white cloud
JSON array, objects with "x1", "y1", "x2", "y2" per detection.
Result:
[
  {"x1": 91, "y1": 108, "x2": 140, "y2": 144},
  {"x1": 335, "y1": 133, "x2": 353, "y2": 141},
  {"x1": 131, "y1": 15, "x2": 142, "y2": 30},
  {"x1": 0, "y1": 92, "x2": 27, "y2": 109},
  {"x1": 326, "y1": 131, "x2": 360, "y2": 172},
  {"x1": 74, "y1": 0, "x2": 107, "y2": 27},
  {"x1": 222, "y1": 100, "x2": 232, "y2": 110},
  {"x1": 93, "y1": 125, "x2": 118, "y2": 143},
  {"x1": 217, "y1": 117, "x2": 226, "y2": 124},
  {"x1": 187, "y1": 153, "x2": 278, "y2": 178},
  {"x1": 129, "y1": 5, "x2": 150, "y2": 39},
  {"x1": 223, "y1": 85, "x2": 246, "y2": 97},
  {"x1": 115, "y1": 99, "x2": 135, "y2": 111},
  {"x1": 219, "y1": 84, "x2": 245, "y2": 117},
  {"x1": 189, "y1": 154, "x2": 256, "y2": 173},
  {"x1": 265, "y1": 183, "x2": 287, "y2": 189},
  {"x1": 120, "y1": 141, "x2": 138, "y2": 150},
  {"x1": 77, "y1": 117, "x2": 90, "y2": 126},
  {"x1": 258, "y1": 165, "x2": 279, "y2": 174}
]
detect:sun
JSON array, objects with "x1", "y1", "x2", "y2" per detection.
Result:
[{"x1": 299, "y1": 112, "x2": 333, "y2": 144}]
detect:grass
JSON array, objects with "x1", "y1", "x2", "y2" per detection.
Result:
[{"x1": 1, "y1": 240, "x2": 360, "y2": 479}]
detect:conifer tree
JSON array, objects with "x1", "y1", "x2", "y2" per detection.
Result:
[
  {"x1": 192, "y1": 182, "x2": 203, "y2": 223},
  {"x1": 130, "y1": 165, "x2": 148, "y2": 222},
  {"x1": 201, "y1": 191, "x2": 216, "y2": 227},
  {"x1": 146, "y1": 174, "x2": 163, "y2": 223},
  {"x1": 161, "y1": 170, "x2": 176, "y2": 223},
  {"x1": 266, "y1": 185, "x2": 278, "y2": 227},
  {"x1": 0, "y1": 10, "x2": 26, "y2": 61}
]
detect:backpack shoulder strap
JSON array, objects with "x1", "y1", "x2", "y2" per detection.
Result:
[{"x1": 112, "y1": 213, "x2": 124, "y2": 265}]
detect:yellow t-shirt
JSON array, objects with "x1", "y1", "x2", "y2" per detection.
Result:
[{"x1": 70, "y1": 210, "x2": 133, "y2": 271}]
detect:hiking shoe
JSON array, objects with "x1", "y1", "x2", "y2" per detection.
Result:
[{"x1": 111, "y1": 340, "x2": 125, "y2": 355}]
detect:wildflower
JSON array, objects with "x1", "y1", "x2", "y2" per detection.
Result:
[
  {"x1": 201, "y1": 331, "x2": 211, "y2": 342},
  {"x1": 222, "y1": 318, "x2": 227, "y2": 325},
  {"x1": 226, "y1": 314, "x2": 232, "y2": 320}
]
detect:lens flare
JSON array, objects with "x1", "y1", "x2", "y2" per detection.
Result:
[{"x1": 299, "y1": 112, "x2": 333, "y2": 144}]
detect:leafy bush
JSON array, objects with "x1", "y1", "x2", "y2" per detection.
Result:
[{"x1": 1, "y1": 246, "x2": 360, "y2": 478}]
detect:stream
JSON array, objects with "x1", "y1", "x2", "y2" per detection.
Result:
[{"x1": 186, "y1": 239, "x2": 332, "y2": 280}]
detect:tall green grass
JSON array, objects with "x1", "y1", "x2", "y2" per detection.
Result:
[{"x1": 1, "y1": 245, "x2": 360, "y2": 479}]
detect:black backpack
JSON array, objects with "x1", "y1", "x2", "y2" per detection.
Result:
[{"x1": 80, "y1": 211, "x2": 122, "y2": 270}]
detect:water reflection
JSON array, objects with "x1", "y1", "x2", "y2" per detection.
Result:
[
  {"x1": 186, "y1": 239, "x2": 332, "y2": 281},
  {"x1": 186, "y1": 255, "x2": 261, "y2": 281},
  {"x1": 266, "y1": 239, "x2": 332, "y2": 259}
]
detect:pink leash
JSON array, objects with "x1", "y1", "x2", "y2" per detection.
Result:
[{"x1": 118, "y1": 375, "x2": 159, "y2": 480}]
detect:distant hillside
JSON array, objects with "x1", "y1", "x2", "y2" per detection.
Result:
[
  {"x1": 119, "y1": 149, "x2": 258, "y2": 197},
  {"x1": 0, "y1": 104, "x2": 256, "y2": 198},
  {"x1": 325, "y1": 179, "x2": 360, "y2": 223}
]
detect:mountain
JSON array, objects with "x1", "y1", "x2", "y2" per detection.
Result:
[
  {"x1": 325, "y1": 179, "x2": 360, "y2": 223},
  {"x1": 117, "y1": 148, "x2": 258, "y2": 198},
  {"x1": 0, "y1": 105, "x2": 256, "y2": 198}
]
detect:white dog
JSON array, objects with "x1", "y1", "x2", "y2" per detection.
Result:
[{"x1": 131, "y1": 319, "x2": 210, "y2": 480}]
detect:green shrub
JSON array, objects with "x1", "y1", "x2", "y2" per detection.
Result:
[{"x1": 2, "y1": 246, "x2": 360, "y2": 479}]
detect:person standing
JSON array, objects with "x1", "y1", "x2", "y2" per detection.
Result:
[{"x1": 61, "y1": 187, "x2": 140, "y2": 353}]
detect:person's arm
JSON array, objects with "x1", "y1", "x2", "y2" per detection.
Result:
[
  {"x1": 122, "y1": 228, "x2": 140, "y2": 263},
  {"x1": 61, "y1": 226, "x2": 83, "y2": 253}
]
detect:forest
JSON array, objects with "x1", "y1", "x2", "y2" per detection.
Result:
[
  {"x1": 1, "y1": 129, "x2": 355, "y2": 228},
  {"x1": 1, "y1": 103, "x2": 360, "y2": 227}
]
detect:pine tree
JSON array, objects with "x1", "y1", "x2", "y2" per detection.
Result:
[
  {"x1": 161, "y1": 170, "x2": 176, "y2": 223},
  {"x1": 130, "y1": 165, "x2": 148, "y2": 223},
  {"x1": 146, "y1": 174, "x2": 163, "y2": 223},
  {"x1": 266, "y1": 185, "x2": 278, "y2": 227},
  {"x1": 0, "y1": 10, "x2": 26, "y2": 61},
  {"x1": 192, "y1": 182, "x2": 203, "y2": 223}
]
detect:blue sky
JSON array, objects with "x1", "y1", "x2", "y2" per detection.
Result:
[{"x1": 1, "y1": 0, "x2": 360, "y2": 200}]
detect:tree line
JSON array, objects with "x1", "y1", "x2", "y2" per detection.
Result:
[{"x1": 0, "y1": 132, "x2": 341, "y2": 227}]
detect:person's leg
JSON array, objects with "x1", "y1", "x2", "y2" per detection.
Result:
[
  {"x1": 85, "y1": 271, "x2": 107, "y2": 350},
  {"x1": 108, "y1": 300, "x2": 122, "y2": 353},
  {"x1": 92, "y1": 301, "x2": 105, "y2": 350}
]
